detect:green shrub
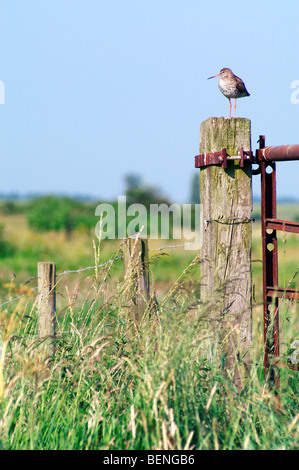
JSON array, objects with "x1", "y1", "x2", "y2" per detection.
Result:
[
  {"x1": 26, "y1": 196, "x2": 96, "y2": 234},
  {"x1": 0, "y1": 224, "x2": 15, "y2": 257}
]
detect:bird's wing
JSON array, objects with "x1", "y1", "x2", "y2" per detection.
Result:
[{"x1": 235, "y1": 77, "x2": 247, "y2": 93}]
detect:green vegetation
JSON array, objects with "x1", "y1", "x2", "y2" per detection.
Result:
[
  {"x1": 0, "y1": 224, "x2": 15, "y2": 258},
  {"x1": 124, "y1": 174, "x2": 170, "y2": 208},
  {"x1": 26, "y1": 196, "x2": 97, "y2": 234},
  {"x1": 0, "y1": 199, "x2": 298, "y2": 450}
]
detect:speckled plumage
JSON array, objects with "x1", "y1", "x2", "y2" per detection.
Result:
[{"x1": 208, "y1": 67, "x2": 250, "y2": 118}]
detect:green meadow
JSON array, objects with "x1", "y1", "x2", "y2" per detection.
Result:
[{"x1": 0, "y1": 200, "x2": 298, "y2": 450}]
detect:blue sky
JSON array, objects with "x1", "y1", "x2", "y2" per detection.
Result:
[{"x1": 0, "y1": 0, "x2": 298, "y2": 202}]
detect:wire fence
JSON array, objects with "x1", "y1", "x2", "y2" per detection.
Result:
[
  {"x1": 1, "y1": 231, "x2": 296, "y2": 360},
  {"x1": 0, "y1": 237, "x2": 206, "y2": 348},
  {"x1": 0, "y1": 226, "x2": 265, "y2": 311},
  {"x1": 56, "y1": 256, "x2": 124, "y2": 277},
  {"x1": 0, "y1": 237, "x2": 202, "y2": 309}
]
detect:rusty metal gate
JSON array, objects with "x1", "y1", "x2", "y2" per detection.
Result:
[
  {"x1": 195, "y1": 137, "x2": 299, "y2": 383},
  {"x1": 255, "y1": 137, "x2": 299, "y2": 383}
]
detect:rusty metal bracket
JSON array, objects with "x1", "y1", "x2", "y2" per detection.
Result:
[
  {"x1": 194, "y1": 147, "x2": 253, "y2": 169},
  {"x1": 221, "y1": 148, "x2": 227, "y2": 169}
]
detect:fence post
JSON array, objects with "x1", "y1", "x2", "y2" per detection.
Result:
[
  {"x1": 199, "y1": 117, "x2": 252, "y2": 391},
  {"x1": 37, "y1": 262, "x2": 56, "y2": 358},
  {"x1": 123, "y1": 237, "x2": 150, "y2": 330}
]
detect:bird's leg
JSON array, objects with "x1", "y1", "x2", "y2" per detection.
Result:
[
  {"x1": 234, "y1": 99, "x2": 236, "y2": 118},
  {"x1": 229, "y1": 98, "x2": 231, "y2": 118}
]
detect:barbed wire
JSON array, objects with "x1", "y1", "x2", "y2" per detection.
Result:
[
  {"x1": 0, "y1": 288, "x2": 39, "y2": 308},
  {"x1": 56, "y1": 256, "x2": 123, "y2": 277},
  {"x1": 205, "y1": 217, "x2": 255, "y2": 224},
  {"x1": 0, "y1": 238, "x2": 202, "y2": 309},
  {"x1": 148, "y1": 237, "x2": 202, "y2": 251},
  {"x1": 0, "y1": 256, "x2": 123, "y2": 309},
  {"x1": 0, "y1": 234, "x2": 269, "y2": 309}
]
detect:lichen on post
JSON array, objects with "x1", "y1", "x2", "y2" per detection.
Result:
[
  {"x1": 199, "y1": 117, "x2": 252, "y2": 392},
  {"x1": 123, "y1": 236, "x2": 150, "y2": 332},
  {"x1": 38, "y1": 261, "x2": 56, "y2": 358}
]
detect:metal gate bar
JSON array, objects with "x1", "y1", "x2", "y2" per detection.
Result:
[{"x1": 257, "y1": 136, "x2": 299, "y2": 383}]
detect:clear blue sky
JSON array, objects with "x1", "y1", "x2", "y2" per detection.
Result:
[{"x1": 0, "y1": 0, "x2": 298, "y2": 202}]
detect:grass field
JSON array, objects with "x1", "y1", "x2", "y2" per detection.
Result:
[{"x1": 0, "y1": 203, "x2": 298, "y2": 450}]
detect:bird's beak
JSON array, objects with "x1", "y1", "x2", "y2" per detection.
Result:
[{"x1": 207, "y1": 73, "x2": 221, "y2": 80}]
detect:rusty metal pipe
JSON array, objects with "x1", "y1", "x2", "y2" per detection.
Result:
[{"x1": 258, "y1": 144, "x2": 299, "y2": 162}]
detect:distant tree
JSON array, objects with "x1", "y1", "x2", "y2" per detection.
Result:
[
  {"x1": 27, "y1": 196, "x2": 100, "y2": 235},
  {"x1": 27, "y1": 196, "x2": 76, "y2": 234},
  {"x1": 190, "y1": 173, "x2": 200, "y2": 204},
  {"x1": 124, "y1": 174, "x2": 141, "y2": 194},
  {"x1": 0, "y1": 201, "x2": 19, "y2": 214},
  {"x1": 124, "y1": 174, "x2": 170, "y2": 208}
]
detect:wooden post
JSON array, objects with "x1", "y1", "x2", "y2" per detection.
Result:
[
  {"x1": 199, "y1": 117, "x2": 252, "y2": 391},
  {"x1": 38, "y1": 262, "x2": 56, "y2": 358},
  {"x1": 123, "y1": 237, "x2": 150, "y2": 329}
]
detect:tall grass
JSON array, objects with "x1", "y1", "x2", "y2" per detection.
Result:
[{"x1": 0, "y1": 240, "x2": 298, "y2": 450}]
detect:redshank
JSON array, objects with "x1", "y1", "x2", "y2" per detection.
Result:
[{"x1": 208, "y1": 68, "x2": 250, "y2": 118}]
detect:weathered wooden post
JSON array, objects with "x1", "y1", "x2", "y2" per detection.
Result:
[
  {"x1": 197, "y1": 117, "x2": 252, "y2": 391},
  {"x1": 123, "y1": 236, "x2": 150, "y2": 330},
  {"x1": 38, "y1": 262, "x2": 56, "y2": 357}
]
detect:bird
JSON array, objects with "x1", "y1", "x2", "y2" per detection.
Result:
[{"x1": 208, "y1": 67, "x2": 250, "y2": 118}]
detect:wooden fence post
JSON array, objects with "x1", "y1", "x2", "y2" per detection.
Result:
[
  {"x1": 123, "y1": 237, "x2": 150, "y2": 330},
  {"x1": 199, "y1": 117, "x2": 252, "y2": 391},
  {"x1": 38, "y1": 262, "x2": 56, "y2": 358}
]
